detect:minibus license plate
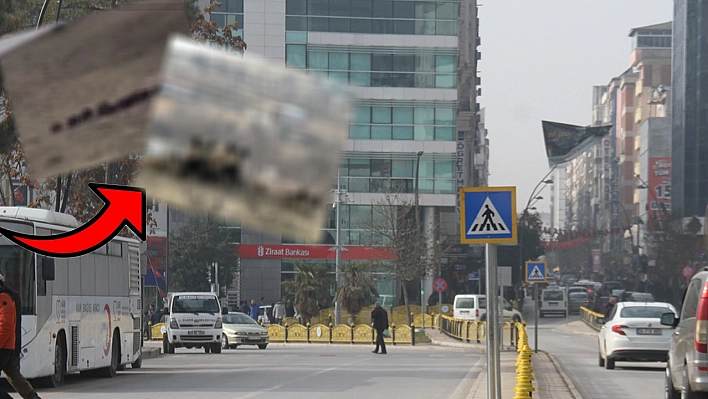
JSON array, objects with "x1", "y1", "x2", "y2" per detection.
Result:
[{"x1": 188, "y1": 330, "x2": 205, "y2": 335}]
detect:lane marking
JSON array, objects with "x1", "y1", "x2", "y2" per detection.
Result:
[{"x1": 450, "y1": 356, "x2": 484, "y2": 399}]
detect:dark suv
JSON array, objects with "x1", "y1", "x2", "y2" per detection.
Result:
[{"x1": 661, "y1": 268, "x2": 708, "y2": 398}]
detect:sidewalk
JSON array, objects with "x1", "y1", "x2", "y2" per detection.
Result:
[{"x1": 427, "y1": 318, "x2": 584, "y2": 398}]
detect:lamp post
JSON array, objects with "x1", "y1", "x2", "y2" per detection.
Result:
[
  {"x1": 332, "y1": 170, "x2": 349, "y2": 325},
  {"x1": 522, "y1": 168, "x2": 554, "y2": 354},
  {"x1": 414, "y1": 151, "x2": 424, "y2": 329}
]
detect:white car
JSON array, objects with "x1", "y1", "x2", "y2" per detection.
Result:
[
  {"x1": 597, "y1": 301, "x2": 677, "y2": 370},
  {"x1": 221, "y1": 312, "x2": 270, "y2": 350}
]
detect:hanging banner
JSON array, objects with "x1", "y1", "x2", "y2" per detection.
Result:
[
  {"x1": 542, "y1": 121, "x2": 611, "y2": 166},
  {"x1": 592, "y1": 249, "x2": 602, "y2": 273},
  {"x1": 648, "y1": 157, "x2": 671, "y2": 229}
]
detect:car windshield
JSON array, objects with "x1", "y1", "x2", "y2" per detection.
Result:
[
  {"x1": 619, "y1": 306, "x2": 671, "y2": 318},
  {"x1": 223, "y1": 314, "x2": 258, "y2": 325},
  {"x1": 172, "y1": 295, "x2": 220, "y2": 314},
  {"x1": 630, "y1": 293, "x2": 654, "y2": 302},
  {"x1": 543, "y1": 291, "x2": 564, "y2": 300},
  {"x1": 456, "y1": 298, "x2": 477, "y2": 309}
]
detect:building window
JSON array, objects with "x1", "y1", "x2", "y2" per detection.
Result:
[
  {"x1": 349, "y1": 104, "x2": 456, "y2": 141},
  {"x1": 285, "y1": 0, "x2": 459, "y2": 36}
]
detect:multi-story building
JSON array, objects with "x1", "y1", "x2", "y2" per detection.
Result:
[
  {"x1": 672, "y1": 0, "x2": 708, "y2": 225},
  {"x1": 185, "y1": 0, "x2": 485, "y2": 307},
  {"x1": 549, "y1": 168, "x2": 567, "y2": 231}
]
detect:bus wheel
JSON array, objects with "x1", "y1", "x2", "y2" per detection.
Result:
[
  {"x1": 40, "y1": 337, "x2": 66, "y2": 387},
  {"x1": 131, "y1": 354, "x2": 142, "y2": 369},
  {"x1": 97, "y1": 332, "x2": 119, "y2": 378}
]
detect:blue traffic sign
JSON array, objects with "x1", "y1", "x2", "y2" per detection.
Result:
[
  {"x1": 525, "y1": 261, "x2": 547, "y2": 283},
  {"x1": 459, "y1": 187, "x2": 517, "y2": 244}
]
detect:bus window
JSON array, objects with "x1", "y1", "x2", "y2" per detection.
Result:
[{"x1": 0, "y1": 246, "x2": 36, "y2": 315}]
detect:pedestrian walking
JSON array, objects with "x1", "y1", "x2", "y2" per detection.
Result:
[
  {"x1": 0, "y1": 274, "x2": 41, "y2": 399},
  {"x1": 266, "y1": 303, "x2": 275, "y2": 324},
  {"x1": 604, "y1": 297, "x2": 617, "y2": 320},
  {"x1": 371, "y1": 302, "x2": 389, "y2": 355},
  {"x1": 273, "y1": 300, "x2": 286, "y2": 324},
  {"x1": 249, "y1": 299, "x2": 259, "y2": 320}
]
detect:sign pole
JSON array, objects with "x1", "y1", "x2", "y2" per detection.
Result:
[
  {"x1": 534, "y1": 282, "x2": 538, "y2": 353},
  {"x1": 485, "y1": 243, "x2": 501, "y2": 399}
]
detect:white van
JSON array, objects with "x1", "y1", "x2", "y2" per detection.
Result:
[
  {"x1": 539, "y1": 289, "x2": 567, "y2": 317},
  {"x1": 453, "y1": 294, "x2": 523, "y2": 322},
  {"x1": 453, "y1": 295, "x2": 485, "y2": 321},
  {"x1": 163, "y1": 292, "x2": 225, "y2": 354}
]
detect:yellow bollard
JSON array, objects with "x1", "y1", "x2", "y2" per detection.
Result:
[{"x1": 513, "y1": 386, "x2": 532, "y2": 399}]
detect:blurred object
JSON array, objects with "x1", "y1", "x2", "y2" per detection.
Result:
[
  {"x1": 0, "y1": 0, "x2": 189, "y2": 178},
  {"x1": 136, "y1": 35, "x2": 353, "y2": 242}
]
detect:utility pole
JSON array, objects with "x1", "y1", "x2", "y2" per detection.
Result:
[{"x1": 415, "y1": 151, "x2": 424, "y2": 329}]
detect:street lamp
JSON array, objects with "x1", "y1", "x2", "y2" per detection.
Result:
[
  {"x1": 520, "y1": 167, "x2": 555, "y2": 354},
  {"x1": 414, "y1": 151, "x2": 424, "y2": 329}
]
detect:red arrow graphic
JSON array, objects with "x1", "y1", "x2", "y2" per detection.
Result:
[{"x1": 0, "y1": 183, "x2": 146, "y2": 258}]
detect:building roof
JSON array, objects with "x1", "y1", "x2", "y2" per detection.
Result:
[{"x1": 629, "y1": 21, "x2": 672, "y2": 37}]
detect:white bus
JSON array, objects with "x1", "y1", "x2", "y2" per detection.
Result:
[{"x1": 0, "y1": 207, "x2": 142, "y2": 387}]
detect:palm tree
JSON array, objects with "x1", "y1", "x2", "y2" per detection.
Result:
[
  {"x1": 334, "y1": 263, "x2": 379, "y2": 324},
  {"x1": 282, "y1": 262, "x2": 333, "y2": 324}
]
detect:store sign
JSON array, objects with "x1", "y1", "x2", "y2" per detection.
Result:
[{"x1": 238, "y1": 244, "x2": 395, "y2": 261}]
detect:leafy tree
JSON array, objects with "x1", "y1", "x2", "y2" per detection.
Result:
[
  {"x1": 282, "y1": 262, "x2": 333, "y2": 324},
  {"x1": 334, "y1": 262, "x2": 379, "y2": 324},
  {"x1": 364, "y1": 193, "x2": 446, "y2": 325},
  {"x1": 645, "y1": 211, "x2": 700, "y2": 305},
  {"x1": 499, "y1": 211, "x2": 545, "y2": 286},
  {"x1": 168, "y1": 216, "x2": 239, "y2": 295}
]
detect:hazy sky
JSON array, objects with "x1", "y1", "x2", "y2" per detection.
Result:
[{"x1": 479, "y1": 1, "x2": 673, "y2": 217}]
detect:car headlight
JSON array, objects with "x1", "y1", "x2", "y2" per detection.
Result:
[
  {"x1": 170, "y1": 319, "x2": 179, "y2": 329},
  {"x1": 215, "y1": 318, "x2": 222, "y2": 329},
  {"x1": 261, "y1": 331, "x2": 268, "y2": 335}
]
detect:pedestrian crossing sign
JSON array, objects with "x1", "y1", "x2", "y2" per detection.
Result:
[
  {"x1": 525, "y1": 261, "x2": 547, "y2": 283},
  {"x1": 460, "y1": 186, "x2": 517, "y2": 244}
]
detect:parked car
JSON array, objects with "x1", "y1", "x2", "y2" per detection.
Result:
[
  {"x1": 221, "y1": 312, "x2": 270, "y2": 350},
  {"x1": 479, "y1": 297, "x2": 524, "y2": 323},
  {"x1": 568, "y1": 292, "x2": 589, "y2": 315},
  {"x1": 598, "y1": 301, "x2": 677, "y2": 370},
  {"x1": 662, "y1": 267, "x2": 708, "y2": 397},
  {"x1": 454, "y1": 295, "x2": 523, "y2": 323}
]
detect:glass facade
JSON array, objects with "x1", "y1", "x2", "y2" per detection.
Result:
[
  {"x1": 210, "y1": 0, "x2": 244, "y2": 37},
  {"x1": 350, "y1": 104, "x2": 455, "y2": 140},
  {"x1": 286, "y1": 0, "x2": 459, "y2": 35},
  {"x1": 286, "y1": 46, "x2": 457, "y2": 88},
  {"x1": 338, "y1": 158, "x2": 455, "y2": 195},
  {"x1": 672, "y1": 0, "x2": 708, "y2": 217}
]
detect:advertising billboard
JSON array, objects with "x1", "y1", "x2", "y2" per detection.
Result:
[
  {"x1": 648, "y1": 157, "x2": 671, "y2": 228},
  {"x1": 542, "y1": 121, "x2": 611, "y2": 166}
]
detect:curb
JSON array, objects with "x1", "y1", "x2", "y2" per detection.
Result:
[
  {"x1": 142, "y1": 347, "x2": 161, "y2": 359},
  {"x1": 540, "y1": 350, "x2": 583, "y2": 399}
]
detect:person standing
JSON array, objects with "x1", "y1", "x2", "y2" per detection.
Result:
[
  {"x1": 249, "y1": 299, "x2": 259, "y2": 320},
  {"x1": 273, "y1": 301, "x2": 286, "y2": 324},
  {"x1": 604, "y1": 297, "x2": 617, "y2": 320},
  {"x1": 0, "y1": 274, "x2": 41, "y2": 399},
  {"x1": 371, "y1": 302, "x2": 389, "y2": 355}
]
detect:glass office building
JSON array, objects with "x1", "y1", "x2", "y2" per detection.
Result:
[
  {"x1": 200, "y1": 0, "x2": 482, "y2": 307},
  {"x1": 672, "y1": 0, "x2": 708, "y2": 218}
]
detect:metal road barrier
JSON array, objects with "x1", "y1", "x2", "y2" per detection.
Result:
[
  {"x1": 266, "y1": 322, "x2": 414, "y2": 345},
  {"x1": 439, "y1": 314, "x2": 518, "y2": 346},
  {"x1": 579, "y1": 306, "x2": 604, "y2": 331}
]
